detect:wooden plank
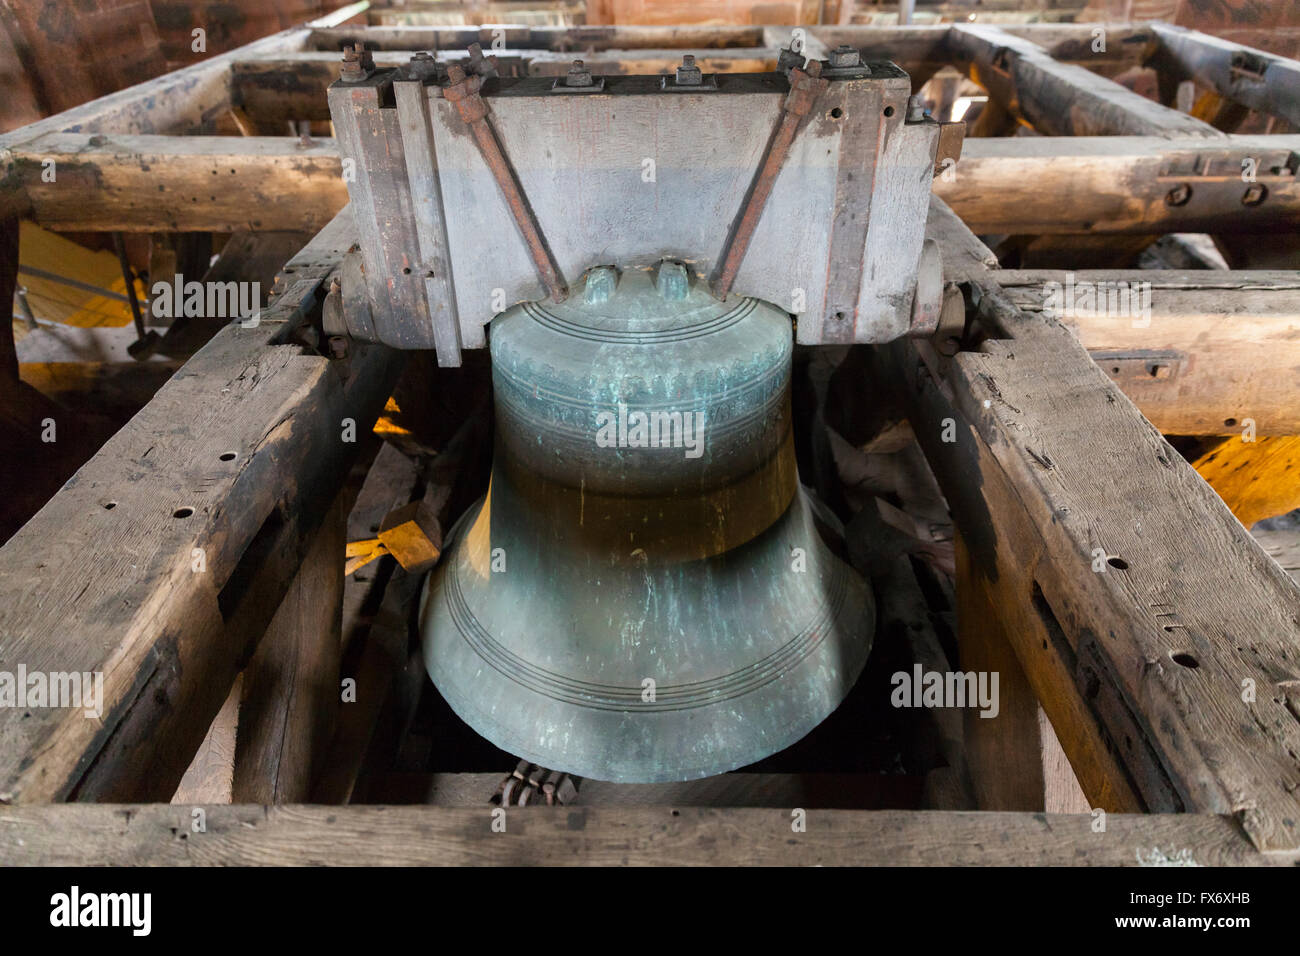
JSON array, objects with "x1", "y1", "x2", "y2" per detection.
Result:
[
  {"x1": 0, "y1": 207, "x2": 407, "y2": 804},
  {"x1": 892, "y1": 198, "x2": 1300, "y2": 852},
  {"x1": 956, "y1": 532, "x2": 1049, "y2": 812},
  {"x1": 10, "y1": 133, "x2": 347, "y2": 234},
  {"x1": 1039, "y1": 707, "x2": 1091, "y2": 815},
  {"x1": 0, "y1": 804, "x2": 1283, "y2": 866},
  {"x1": 995, "y1": 269, "x2": 1300, "y2": 435},
  {"x1": 947, "y1": 23, "x2": 1223, "y2": 138},
  {"x1": 171, "y1": 677, "x2": 241, "y2": 804},
  {"x1": 940, "y1": 135, "x2": 1300, "y2": 235},
  {"x1": 1150, "y1": 23, "x2": 1300, "y2": 129},
  {"x1": 1192, "y1": 437, "x2": 1300, "y2": 528},
  {"x1": 231, "y1": 490, "x2": 348, "y2": 804}
]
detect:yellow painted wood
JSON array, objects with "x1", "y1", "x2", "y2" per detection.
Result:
[
  {"x1": 17, "y1": 221, "x2": 139, "y2": 330},
  {"x1": 1193, "y1": 436, "x2": 1300, "y2": 527}
]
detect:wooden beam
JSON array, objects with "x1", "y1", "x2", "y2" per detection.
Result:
[
  {"x1": 0, "y1": 805, "x2": 1283, "y2": 866},
  {"x1": 9, "y1": 134, "x2": 348, "y2": 234},
  {"x1": 819, "y1": 22, "x2": 1155, "y2": 83},
  {"x1": 230, "y1": 50, "x2": 781, "y2": 125},
  {"x1": 940, "y1": 136, "x2": 1300, "y2": 235},
  {"x1": 306, "y1": 24, "x2": 770, "y2": 52},
  {"x1": 1150, "y1": 24, "x2": 1300, "y2": 129},
  {"x1": 947, "y1": 24, "x2": 1223, "y2": 138},
  {"x1": 0, "y1": 2, "x2": 369, "y2": 150},
  {"x1": 0, "y1": 30, "x2": 306, "y2": 150},
  {"x1": 16, "y1": 132, "x2": 1300, "y2": 238},
  {"x1": 0, "y1": 207, "x2": 406, "y2": 804},
  {"x1": 995, "y1": 269, "x2": 1300, "y2": 435},
  {"x1": 523, "y1": 48, "x2": 779, "y2": 75},
  {"x1": 895, "y1": 198, "x2": 1300, "y2": 852}
]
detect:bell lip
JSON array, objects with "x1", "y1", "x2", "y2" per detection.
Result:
[{"x1": 418, "y1": 489, "x2": 875, "y2": 784}]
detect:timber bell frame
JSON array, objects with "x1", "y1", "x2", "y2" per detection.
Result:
[{"x1": 0, "y1": 3, "x2": 1299, "y2": 865}]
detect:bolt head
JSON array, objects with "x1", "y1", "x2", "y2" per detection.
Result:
[
  {"x1": 406, "y1": 51, "x2": 439, "y2": 80},
  {"x1": 828, "y1": 44, "x2": 861, "y2": 68},
  {"x1": 675, "y1": 54, "x2": 703, "y2": 86},
  {"x1": 566, "y1": 59, "x2": 593, "y2": 86},
  {"x1": 340, "y1": 44, "x2": 374, "y2": 82}
]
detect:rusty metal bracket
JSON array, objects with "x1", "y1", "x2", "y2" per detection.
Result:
[
  {"x1": 443, "y1": 60, "x2": 568, "y2": 302},
  {"x1": 710, "y1": 61, "x2": 829, "y2": 300}
]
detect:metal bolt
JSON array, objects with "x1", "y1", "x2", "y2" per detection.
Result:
[
  {"x1": 565, "y1": 59, "x2": 593, "y2": 87},
  {"x1": 1165, "y1": 183, "x2": 1192, "y2": 207},
  {"x1": 466, "y1": 42, "x2": 498, "y2": 78},
  {"x1": 340, "y1": 43, "x2": 374, "y2": 83},
  {"x1": 907, "y1": 94, "x2": 927, "y2": 122},
  {"x1": 1242, "y1": 183, "x2": 1267, "y2": 206},
  {"x1": 407, "y1": 51, "x2": 439, "y2": 81},
  {"x1": 675, "y1": 54, "x2": 703, "y2": 86},
  {"x1": 828, "y1": 44, "x2": 861, "y2": 69},
  {"x1": 777, "y1": 46, "x2": 804, "y2": 75}
]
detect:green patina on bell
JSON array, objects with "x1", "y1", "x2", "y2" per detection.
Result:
[{"x1": 419, "y1": 261, "x2": 874, "y2": 782}]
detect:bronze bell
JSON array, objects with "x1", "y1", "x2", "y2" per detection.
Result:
[{"x1": 419, "y1": 262, "x2": 874, "y2": 782}]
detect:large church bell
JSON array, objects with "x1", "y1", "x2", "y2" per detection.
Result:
[{"x1": 419, "y1": 261, "x2": 875, "y2": 783}]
